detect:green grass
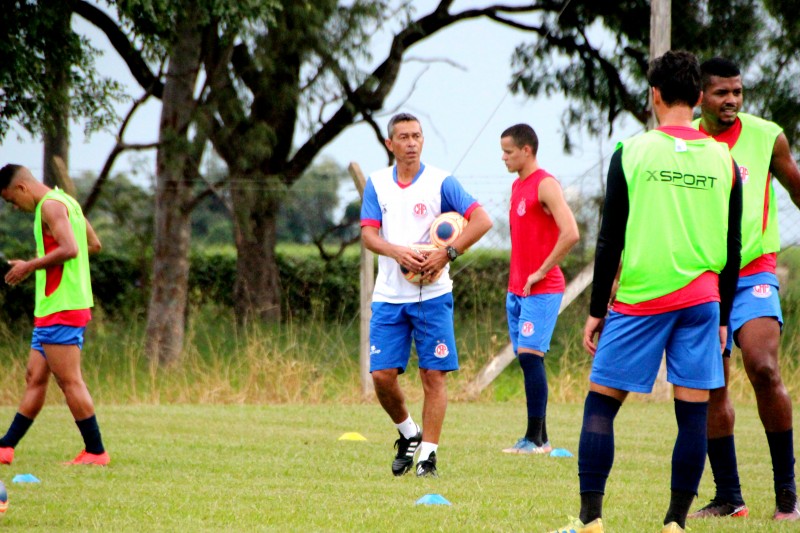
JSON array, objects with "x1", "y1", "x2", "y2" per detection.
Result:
[{"x1": 0, "y1": 402, "x2": 796, "y2": 531}]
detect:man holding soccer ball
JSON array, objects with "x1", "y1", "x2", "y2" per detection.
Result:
[
  {"x1": 499, "y1": 123, "x2": 579, "y2": 455},
  {"x1": 360, "y1": 113, "x2": 492, "y2": 477}
]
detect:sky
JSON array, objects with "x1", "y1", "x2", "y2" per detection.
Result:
[{"x1": 0, "y1": 1, "x2": 642, "y2": 213}]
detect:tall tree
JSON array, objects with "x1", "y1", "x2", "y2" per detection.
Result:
[
  {"x1": 0, "y1": 1, "x2": 122, "y2": 187},
  {"x1": 204, "y1": 0, "x2": 570, "y2": 322},
  {"x1": 507, "y1": 0, "x2": 800, "y2": 151}
]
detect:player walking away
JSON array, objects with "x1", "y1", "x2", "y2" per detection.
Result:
[
  {"x1": 688, "y1": 57, "x2": 800, "y2": 521},
  {"x1": 0, "y1": 164, "x2": 109, "y2": 466},
  {"x1": 548, "y1": 50, "x2": 742, "y2": 533},
  {"x1": 361, "y1": 113, "x2": 492, "y2": 477},
  {"x1": 499, "y1": 124, "x2": 579, "y2": 455}
]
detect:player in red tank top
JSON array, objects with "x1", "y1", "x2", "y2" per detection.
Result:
[{"x1": 499, "y1": 124, "x2": 579, "y2": 455}]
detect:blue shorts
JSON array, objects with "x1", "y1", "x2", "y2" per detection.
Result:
[
  {"x1": 506, "y1": 292, "x2": 563, "y2": 354},
  {"x1": 369, "y1": 293, "x2": 458, "y2": 373},
  {"x1": 725, "y1": 272, "x2": 783, "y2": 353},
  {"x1": 591, "y1": 302, "x2": 724, "y2": 393},
  {"x1": 31, "y1": 325, "x2": 86, "y2": 357}
]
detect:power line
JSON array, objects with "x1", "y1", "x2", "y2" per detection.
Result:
[{"x1": 451, "y1": 0, "x2": 576, "y2": 174}]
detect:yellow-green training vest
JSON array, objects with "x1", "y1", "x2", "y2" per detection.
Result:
[
  {"x1": 33, "y1": 189, "x2": 94, "y2": 317},
  {"x1": 616, "y1": 130, "x2": 734, "y2": 304},
  {"x1": 693, "y1": 113, "x2": 782, "y2": 267}
]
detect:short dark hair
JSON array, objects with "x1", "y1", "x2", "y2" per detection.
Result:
[
  {"x1": 501, "y1": 124, "x2": 539, "y2": 155},
  {"x1": 700, "y1": 57, "x2": 741, "y2": 89},
  {"x1": 0, "y1": 164, "x2": 22, "y2": 191},
  {"x1": 387, "y1": 113, "x2": 421, "y2": 139},
  {"x1": 647, "y1": 50, "x2": 701, "y2": 107}
]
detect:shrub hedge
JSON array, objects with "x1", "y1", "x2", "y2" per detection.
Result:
[{"x1": 0, "y1": 249, "x2": 588, "y2": 323}]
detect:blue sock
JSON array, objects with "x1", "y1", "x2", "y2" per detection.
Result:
[
  {"x1": 75, "y1": 415, "x2": 105, "y2": 455},
  {"x1": 707, "y1": 435, "x2": 744, "y2": 504},
  {"x1": 0, "y1": 412, "x2": 34, "y2": 448},
  {"x1": 519, "y1": 352, "x2": 548, "y2": 445},
  {"x1": 672, "y1": 399, "x2": 708, "y2": 494},
  {"x1": 578, "y1": 391, "x2": 622, "y2": 495},
  {"x1": 766, "y1": 429, "x2": 797, "y2": 495}
]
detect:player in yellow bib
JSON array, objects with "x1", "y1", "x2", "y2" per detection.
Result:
[
  {"x1": 0, "y1": 164, "x2": 109, "y2": 466},
  {"x1": 688, "y1": 57, "x2": 800, "y2": 521},
  {"x1": 548, "y1": 50, "x2": 742, "y2": 533}
]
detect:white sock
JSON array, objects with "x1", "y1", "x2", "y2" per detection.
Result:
[
  {"x1": 418, "y1": 441, "x2": 438, "y2": 462},
  {"x1": 395, "y1": 416, "x2": 419, "y2": 439}
]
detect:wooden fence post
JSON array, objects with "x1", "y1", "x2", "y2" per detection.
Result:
[{"x1": 348, "y1": 162, "x2": 375, "y2": 398}]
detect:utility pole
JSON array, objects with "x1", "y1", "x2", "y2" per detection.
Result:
[
  {"x1": 648, "y1": 0, "x2": 671, "y2": 130},
  {"x1": 650, "y1": 0, "x2": 672, "y2": 401}
]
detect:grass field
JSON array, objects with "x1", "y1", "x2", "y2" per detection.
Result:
[{"x1": 0, "y1": 402, "x2": 797, "y2": 531}]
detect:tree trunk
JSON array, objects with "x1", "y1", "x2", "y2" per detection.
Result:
[
  {"x1": 230, "y1": 173, "x2": 282, "y2": 323},
  {"x1": 42, "y1": 3, "x2": 71, "y2": 188},
  {"x1": 145, "y1": 16, "x2": 203, "y2": 366}
]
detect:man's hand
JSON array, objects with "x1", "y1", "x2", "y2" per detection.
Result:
[
  {"x1": 718, "y1": 325, "x2": 728, "y2": 354},
  {"x1": 522, "y1": 270, "x2": 545, "y2": 296},
  {"x1": 5, "y1": 259, "x2": 32, "y2": 286},
  {"x1": 583, "y1": 316, "x2": 605, "y2": 355}
]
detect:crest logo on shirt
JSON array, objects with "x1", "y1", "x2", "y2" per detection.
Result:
[
  {"x1": 413, "y1": 203, "x2": 428, "y2": 217},
  {"x1": 517, "y1": 199, "x2": 526, "y2": 217},
  {"x1": 752, "y1": 284, "x2": 772, "y2": 299},
  {"x1": 521, "y1": 321, "x2": 535, "y2": 337},
  {"x1": 739, "y1": 165, "x2": 750, "y2": 185},
  {"x1": 434, "y1": 343, "x2": 449, "y2": 358}
]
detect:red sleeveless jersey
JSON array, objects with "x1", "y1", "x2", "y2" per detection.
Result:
[{"x1": 508, "y1": 169, "x2": 565, "y2": 296}]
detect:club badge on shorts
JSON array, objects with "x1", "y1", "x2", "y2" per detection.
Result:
[
  {"x1": 521, "y1": 321, "x2": 535, "y2": 337},
  {"x1": 751, "y1": 284, "x2": 772, "y2": 299},
  {"x1": 434, "y1": 343, "x2": 449, "y2": 358}
]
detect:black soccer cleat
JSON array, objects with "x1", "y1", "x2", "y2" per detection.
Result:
[
  {"x1": 392, "y1": 428, "x2": 422, "y2": 476},
  {"x1": 688, "y1": 498, "x2": 749, "y2": 519},
  {"x1": 416, "y1": 451, "x2": 438, "y2": 478}
]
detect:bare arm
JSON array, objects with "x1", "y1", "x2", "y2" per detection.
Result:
[
  {"x1": 4, "y1": 200, "x2": 79, "y2": 286},
  {"x1": 771, "y1": 132, "x2": 800, "y2": 209},
  {"x1": 522, "y1": 178, "x2": 580, "y2": 295},
  {"x1": 85, "y1": 218, "x2": 102, "y2": 255}
]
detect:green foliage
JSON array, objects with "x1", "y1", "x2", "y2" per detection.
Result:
[
  {"x1": 0, "y1": 2, "x2": 123, "y2": 139},
  {"x1": 278, "y1": 157, "x2": 358, "y2": 244},
  {"x1": 511, "y1": 0, "x2": 800, "y2": 151}
]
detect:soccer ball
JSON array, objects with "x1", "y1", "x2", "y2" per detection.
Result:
[
  {"x1": 400, "y1": 243, "x2": 442, "y2": 285},
  {"x1": 430, "y1": 212, "x2": 467, "y2": 248},
  {"x1": 0, "y1": 480, "x2": 7, "y2": 516}
]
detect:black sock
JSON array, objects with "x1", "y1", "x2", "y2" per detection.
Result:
[
  {"x1": 579, "y1": 491, "x2": 604, "y2": 525},
  {"x1": 672, "y1": 400, "x2": 708, "y2": 494},
  {"x1": 664, "y1": 490, "x2": 695, "y2": 528},
  {"x1": 707, "y1": 435, "x2": 744, "y2": 504},
  {"x1": 766, "y1": 429, "x2": 797, "y2": 498},
  {"x1": 0, "y1": 412, "x2": 34, "y2": 448},
  {"x1": 519, "y1": 352, "x2": 547, "y2": 445},
  {"x1": 578, "y1": 391, "x2": 622, "y2": 520},
  {"x1": 541, "y1": 416, "x2": 548, "y2": 444},
  {"x1": 75, "y1": 415, "x2": 105, "y2": 454},
  {"x1": 525, "y1": 416, "x2": 544, "y2": 445}
]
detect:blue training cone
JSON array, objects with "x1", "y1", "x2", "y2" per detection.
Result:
[
  {"x1": 549, "y1": 448, "x2": 573, "y2": 458},
  {"x1": 12, "y1": 473, "x2": 40, "y2": 483},
  {"x1": 415, "y1": 493, "x2": 452, "y2": 506}
]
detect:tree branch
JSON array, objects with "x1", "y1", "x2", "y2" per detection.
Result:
[{"x1": 72, "y1": 0, "x2": 164, "y2": 98}]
